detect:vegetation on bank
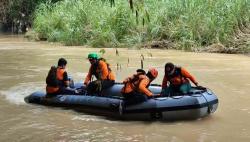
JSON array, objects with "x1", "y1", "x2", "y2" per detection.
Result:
[
  {"x1": 32, "y1": 0, "x2": 250, "y2": 52},
  {"x1": 0, "y1": 0, "x2": 61, "y2": 33}
]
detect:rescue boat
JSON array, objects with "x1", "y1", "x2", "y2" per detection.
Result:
[{"x1": 24, "y1": 83, "x2": 218, "y2": 121}]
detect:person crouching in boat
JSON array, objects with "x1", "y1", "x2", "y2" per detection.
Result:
[
  {"x1": 161, "y1": 62, "x2": 198, "y2": 96},
  {"x1": 84, "y1": 52, "x2": 115, "y2": 95},
  {"x1": 46, "y1": 58, "x2": 75, "y2": 96},
  {"x1": 121, "y1": 68, "x2": 159, "y2": 106}
]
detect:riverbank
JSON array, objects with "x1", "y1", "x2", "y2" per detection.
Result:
[
  {"x1": 2, "y1": 0, "x2": 249, "y2": 53},
  {"x1": 1, "y1": 35, "x2": 250, "y2": 142},
  {"x1": 24, "y1": 27, "x2": 250, "y2": 54},
  {"x1": 30, "y1": 0, "x2": 250, "y2": 54}
]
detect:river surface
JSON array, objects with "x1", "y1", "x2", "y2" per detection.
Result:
[{"x1": 0, "y1": 35, "x2": 250, "y2": 142}]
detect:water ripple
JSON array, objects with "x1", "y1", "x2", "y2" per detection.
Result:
[{"x1": 0, "y1": 82, "x2": 44, "y2": 105}]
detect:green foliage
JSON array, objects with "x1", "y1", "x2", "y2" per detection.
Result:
[
  {"x1": 2, "y1": 0, "x2": 62, "y2": 31},
  {"x1": 33, "y1": 0, "x2": 250, "y2": 49}
]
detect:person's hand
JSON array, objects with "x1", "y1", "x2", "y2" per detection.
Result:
[
  {"x1": 80, "y1": 85, "x2": 86, "y2": 89},
  {"x1": 84, "y1": 81, "x2": 88, "y2": 86},
  {"x1": 148, "y1": 94, "x2": 161, "y2": 99},
  {"x1": 154, "y1": 94, "x2": 161, "y2": 97},
  {"x1": 148, "y1": 96, "x2": 154, "y2": 99},
  {"x1": 75, "y1": 89, "x2": 80, "y2": 94},
  {"x1": 194, "y1": 82, "x2": 198, "y2": 87},
  {"x1": 196, "y1": 85, "x2": 206, "y2": 90}
]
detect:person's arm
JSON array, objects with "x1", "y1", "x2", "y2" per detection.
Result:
[
  {"x1": 161, "y1": 75, "x2": 168, "y2": 88},
  {"x1": 99, "y1": 61, "x2": 109, "y2": 80},
  {"x1": 181, "y1": 68, "x2": 198, "y2": 86},
  {"x1": 63, "y1": 71, "x2": 69, "y2": 87},
  {"x1": 123, "y1": 74, "x2": 136, "y2": 83},
  {"x1": 84, "y1": 66, "x2": 93, "y2": 85},
  {"x1": 138, "y1": 78, "x2": 153, "y2": 97}
]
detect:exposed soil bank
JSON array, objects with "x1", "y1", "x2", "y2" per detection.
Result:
[{"x1": 142, "y1": 26, "x2": 250, "y2": 54}]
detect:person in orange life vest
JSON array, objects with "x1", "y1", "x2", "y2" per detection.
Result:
[
  {"x1": 161, "y1": 62, "x2": 198, "y2": 96},
  {"x1": 84, "y1": 53, "x2": 115, "y2": 94},
  {"x1": 121, "y1": 68, "x2": 159, "y2": 106},
  {"x1": 46, "y1": 58, "x2": 75, "y2": 96}
]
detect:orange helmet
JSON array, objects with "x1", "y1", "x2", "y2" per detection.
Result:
[{"x1": 148, "y1": 68, "x2": 158, "y2": 78}]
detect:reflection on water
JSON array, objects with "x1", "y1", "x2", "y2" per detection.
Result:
[{"x1": 1, "y1": 35, "x2": 250, "y2": 142}]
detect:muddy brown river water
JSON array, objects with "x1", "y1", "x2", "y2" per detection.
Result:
[{"x1": 0, "y1": 35, "x2": 250, "y2": 142}]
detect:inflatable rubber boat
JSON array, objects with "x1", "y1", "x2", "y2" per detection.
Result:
[{"x1": 25, "y1": 83, "x2": 218, "y2": 121}]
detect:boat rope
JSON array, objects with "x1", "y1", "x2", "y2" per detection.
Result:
[
  {"x1": 170, "y1": 95, "x2": 185, "y2": 99},
  {"x1": 200, "y1": 92, "x2": 212, "y2": 114},
  {"x1": 205, "y1": 88, "x2": 214, "y2": 95}
]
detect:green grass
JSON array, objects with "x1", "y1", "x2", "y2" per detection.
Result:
[{"x1": 33, "y1": 0, "x2": 250, "y2": 49}]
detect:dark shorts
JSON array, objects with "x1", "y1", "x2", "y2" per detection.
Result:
[{"x1": 46, "y1": 87, "x2": 76, "y2": 97}]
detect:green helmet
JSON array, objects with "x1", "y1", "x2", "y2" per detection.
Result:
[{"x1": 87, "y1": 52, "x2": 99, "y2": 59}]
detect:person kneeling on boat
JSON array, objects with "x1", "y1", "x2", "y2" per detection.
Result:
[
  {"x1": 121, "y1": 68, "x2": 159, "y2": 106},
  {"x1": 84, "y1": 52, "x2": 115, "y2": 95},
  {"x1": 161, "y1": 62, "x2": 198, "y2": 96},
  {"x1": 46, "y1": 58, "x2": 76, "y2": 96}
]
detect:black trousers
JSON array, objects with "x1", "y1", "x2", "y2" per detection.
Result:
[
  {"x1": 122, "y1": 92, "x2": 148, "y2": 106},
  {"x1": 46, "y1": 87, "x2": 76, "y2": 97},
  {"x1": 87, "y1": 80, "x2": 115, "y2": 94}
]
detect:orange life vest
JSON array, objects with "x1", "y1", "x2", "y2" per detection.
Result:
[
  {"x1": 85, "y1": 59, "x2": 115, "y2": 84},
  {"x1": 121, "y1": 74, "x2": 149, "y2": 94},
  {"x1": 46, "y1": 68, "x2": 66, "y2": 94},
  {"x1": 167, "y1": 67, "x2": 188, "y2": 85}
]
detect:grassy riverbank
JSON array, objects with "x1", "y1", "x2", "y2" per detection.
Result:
[{"x1": 31, "y1": 0, "x2": 250, "y2": 53}]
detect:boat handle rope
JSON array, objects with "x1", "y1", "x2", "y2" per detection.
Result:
[
  {"x1": 170, "y1": 96, "x2": 185, "y2": 99},
  {"x1": 156, "y1": 87, "x2": 214, "y2": 105},
  {"x1": 205, "y1": 88, "x2": 214, "y2": 95},
  {"x1": 166, "y1": 88, "x2": 212, "y2": 99},
  {"x1": 155, "y1": 96, "x2": 186, "y2": 100},
  {"x1": 200, "y1": 93, "x2": 212, "y2": 114},
  {"x1": 187, "y1": 88, "x2": 213, "y2": 113}
]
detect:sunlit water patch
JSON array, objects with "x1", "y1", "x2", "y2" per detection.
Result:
[{"x1": 71, "y1": 115, "x2": 117, "y2": 124}]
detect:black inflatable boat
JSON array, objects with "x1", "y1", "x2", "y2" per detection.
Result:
[{"x1": 25, "y1": 83, "x2": 218, "y2": 120}]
